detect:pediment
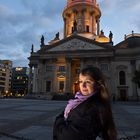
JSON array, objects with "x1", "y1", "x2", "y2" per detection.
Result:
[{"x1": 48, "y1": 38, "x2": 106, "y2": 52}]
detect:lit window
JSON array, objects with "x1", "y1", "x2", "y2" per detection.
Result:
[
  {"x1": 2, "y1": 69, "x2": 6, "y2": 72},
  {"x1": 59, "y1": 81, "x2": 64, "y2": 92},
  {"x1": 17, "y1": 76, "x2": 22, "y2": 80},
  {"x1": 16, "y1": 67, "x2": 23, "y2": 71}
]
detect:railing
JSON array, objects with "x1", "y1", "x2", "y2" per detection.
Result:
[
  {"x1": 64, "y1": 0, "x2": 99, "y2": 9},
  {"x1": 125, "y1": 33, "x2": 140, "y2": 39}
]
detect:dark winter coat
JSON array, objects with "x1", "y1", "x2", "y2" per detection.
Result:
[{"x1": 53, "y1": 93, "x2": 106, "y2": 140}]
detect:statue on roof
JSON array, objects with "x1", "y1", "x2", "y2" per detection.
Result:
[
  {"x1": 124, "y1": 34, "x2": 127, "y2": 40},
  {"x1": 100, "y1": 30, "x2": 104, "y2": 35},
  {"x1": 109, "y1": 31, "x2": 113, "y2": 42},
  {"x1": 55, "y1": 32, "x2": 60, "y2": 40},
  {"x1": 132, "y1": 30, "x2": 134, "y2": 36},
  {"x1": 41, "y1": 35, "x2": 45, "y2": 45},
  {"x1": 31, "y1": 44, "x2": 34, "y2": 53}
]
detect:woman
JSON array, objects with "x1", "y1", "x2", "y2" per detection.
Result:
[{"x1": 53, "y1": 66, "x2": 117, "y2": 140}]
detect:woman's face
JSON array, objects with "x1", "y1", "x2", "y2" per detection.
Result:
[{"x1": 79, "y1": 73, "x2": 95, "y2": 96}]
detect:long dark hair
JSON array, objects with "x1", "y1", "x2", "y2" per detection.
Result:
[{"x1": 80, "y1": 66, "x2": 117, "y2": 140}]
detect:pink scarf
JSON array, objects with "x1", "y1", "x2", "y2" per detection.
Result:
[{"x1": 64, "y1": 91, "x2": 94, "y2": 119}]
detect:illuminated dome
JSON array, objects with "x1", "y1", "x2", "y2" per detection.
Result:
[
  {"x1": 63, "y1": 0, "x2": 101, "y2": 38},
  {"x1": 96, "y1": 30, "x2": 109, "y2": 43}
]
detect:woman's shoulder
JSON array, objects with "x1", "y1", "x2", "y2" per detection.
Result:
[
  {"x1": 85, "y1": 95, "x2": 107, "y2": 113},
  {"x1": 86, "y1": 93, "x2": 102, "y2": 106},
  {"x1": 83, "y1": 97, "x2": 100, "y2": 112}
]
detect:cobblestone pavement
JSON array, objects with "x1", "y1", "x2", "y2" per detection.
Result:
[{"x1": 0, "y1": 99, "x2": 140, "y2": 140}]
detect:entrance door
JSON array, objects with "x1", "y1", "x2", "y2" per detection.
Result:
[{"x1": 120, "y1": 89, "x2": 127, "y2": 101}]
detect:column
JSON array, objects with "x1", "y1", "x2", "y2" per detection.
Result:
[
  {"x1": 80, "y1": 58, "x2": 86, "y2": 69},
  {"x1": 37, "y1": 60, "x2": 45, "y2": 95},
  {"x1": 32, "y1": 65, "x2": 38, "y2": 93},
  {"x1": 131, "y1": 60, "x2": 138, "y2": 101},
  {"x1": 28, "y1": 65, "x2": 33, "y2": 95},
  {"x1": 97, "y1": 18, "x2": 100, "y2": 36},
  {"x1": 65, "y1": 58, "x2": 71, "y2": 93},
  {"x1": 41, "y1": 60, "x2": 46, "y2": 94},
  {"x1": 64, "y1": 18, "x2": 66, "y2": 37},
  {"x1": 92, "y1": 14, "x2": 96, "y2": 34}
]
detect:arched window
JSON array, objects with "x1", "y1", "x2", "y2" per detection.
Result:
[{"x1": 119, "y1": 71, "x2": 126, "y2": 85}]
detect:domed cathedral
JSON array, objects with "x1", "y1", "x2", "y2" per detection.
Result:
[{"x1": 28, "y1": 0, "x2": 140, "y2": 101}]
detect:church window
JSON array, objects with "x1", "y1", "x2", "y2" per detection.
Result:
[
  {"x1": 46, "y1": 66, "x2": 53, "y2": 71},
  {"x1": 100, "y1": 64, "x2": 108, "y2": 71},
  {"x1": 58, "y1": 66, "x2": 65, "y2": 72},
  {"x1": 46, "y1": 81, "x2": 51, "y2": 92},
  {"x1": 119, "y1": 71, "x2": 126, "y2": 85}
]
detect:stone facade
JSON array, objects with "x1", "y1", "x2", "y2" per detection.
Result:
[
  {"x1": 28, "y1": 34, "x2": 140, "y2": 101},
  {"x1": 28, "y1": 0, "x2": 140, "y2": 101}
]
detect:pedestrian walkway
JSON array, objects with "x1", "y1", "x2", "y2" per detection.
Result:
[
  {"x1": 0, "y1": 99, "x2": 140, "y2": 140},
  {"x1": 113, "y1": 102, "x2": 140, "y2": 140}
]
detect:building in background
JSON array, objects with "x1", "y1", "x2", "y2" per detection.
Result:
[
  {"x1": 28, "y1": 0, "x2": 140, "y2": 101},
  {"x1": 0, "y1": 60, "x2": 12, "y2": 97},
  {"x1": 11, "y1": 67, "x2": 29, "y2": 97}
]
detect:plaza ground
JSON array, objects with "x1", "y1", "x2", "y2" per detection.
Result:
[{"x1": 0, "y1": 99, "x2": 140, "y2": 140}]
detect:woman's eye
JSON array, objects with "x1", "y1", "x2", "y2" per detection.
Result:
[
  {"x1": 86, "y1": 81, "x2": 91, "y2": 84},
  {"x1": 78, "y1": 81, "x2": 82, "y2": 84}
]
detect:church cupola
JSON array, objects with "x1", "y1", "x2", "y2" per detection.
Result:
[{"x1": 63, "y1": 0, "x2": 101, "y2": 38}]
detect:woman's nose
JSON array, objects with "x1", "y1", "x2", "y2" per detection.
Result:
[{"x1": 82, "y1": 82, "x2": 87, "y2": 87}]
